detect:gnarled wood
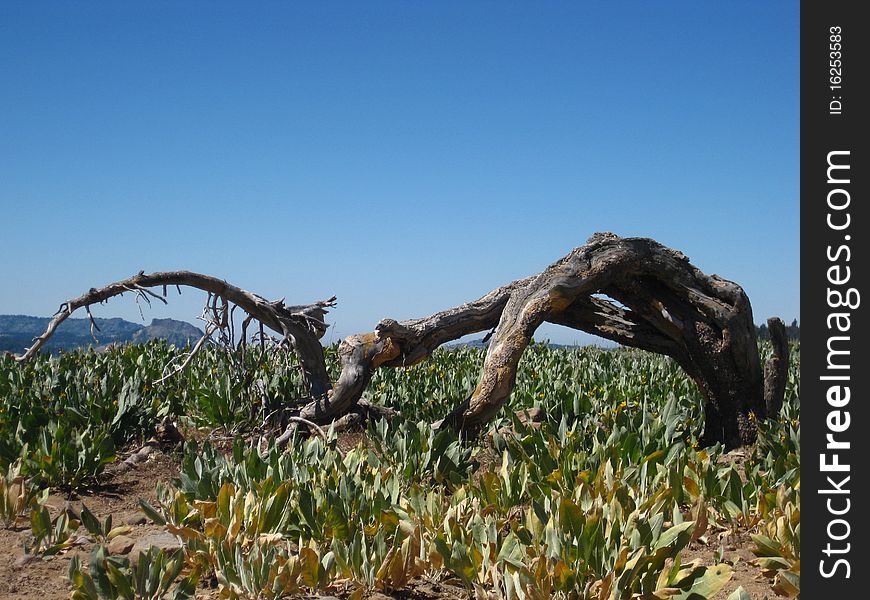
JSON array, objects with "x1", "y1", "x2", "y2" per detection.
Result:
[
  {"x1": 12, "y1": 271, "x2": 336, "y2": 400},
  {"x1": 13, "y1": 234, "x2": 787, "y2": 449},
  {"x1": 438, "y1": 233, "x2": 773, "y2": 449},
  {"x1": 298, "y1": 276, "x2": 535, "y2": 421}
]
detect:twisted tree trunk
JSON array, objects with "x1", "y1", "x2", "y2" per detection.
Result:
[
  {"x1": 11, "y1": 234, "x2": 787, "y2": 449},
  {"x1": 436, "y1": 233, "x2": 777, "y2": 448},
  {"x1": 298, "y1": 275, "x2": 535, "y2": 421}
]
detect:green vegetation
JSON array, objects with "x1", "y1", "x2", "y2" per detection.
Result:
[
  {"x1": 0, "y1": 341, "x2": 799, "y2": 598},
  {"x1": 68, "y1": 545, "x2": 199, "y2": 600}
]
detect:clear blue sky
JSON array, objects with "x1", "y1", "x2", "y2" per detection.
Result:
[{"x1": 0, "y1": 1, "x2": 799, "y2": 345}]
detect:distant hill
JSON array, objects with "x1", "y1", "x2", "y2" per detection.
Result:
[
  {"x1": 0, "y1": 315, "x2": 202, "y2": 354},
  {"x1": 129, "y1": 318, "x2": 204, "y2": 347}
]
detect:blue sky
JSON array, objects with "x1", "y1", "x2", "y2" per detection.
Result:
[{"x1": 0, "y1": 1, "x2": 799, "y2": 345}]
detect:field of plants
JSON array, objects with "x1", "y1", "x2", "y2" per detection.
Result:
[{"x1": 0, "y1": 340, "x2": 799, "y2": 599}]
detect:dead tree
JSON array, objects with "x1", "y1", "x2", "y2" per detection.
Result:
[
  {"x1": 435, "y1": 233, "x2": 788, "y2": 449},
  {"x1": 11, "y1": 234, "x2": 788, "y2": 449}
]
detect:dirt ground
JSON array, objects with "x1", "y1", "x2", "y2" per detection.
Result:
[
  {"x1": 683, "y1": 531, "x2": 778, "y2": 600},
  {"x1": 0, "y1": 452, "x2": 179, "y2": 600},
  {"x1": 0, "y1": 446, "x2": 781, "y2": 600}
]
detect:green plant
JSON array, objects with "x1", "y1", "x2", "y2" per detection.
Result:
[
  {"x1": 2, "y1": 340, "x2": 799, "y2": 598},
  {"x1": 68, "y1": 544, "x2": 198, "y2": 600},
  {"x1": 79, "y1": 502, "x2": 132, "y2": 544},
  {"x1": 1, "y1": 460, "x2": 46, "y2": 527},
  {"x1": 26, "y1": 504, "x2": 79, "y2": 556},
  {"x1": 27, "y1": 425, "x2": 116, "y2": 489}
]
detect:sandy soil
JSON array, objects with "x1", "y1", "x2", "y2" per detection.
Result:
[
  {"x1": 0, "y1": 452, "x2": 179, "y2": 600},
  {"x1": 683, "y1": 531, "x2": 779, "y2": 600}
]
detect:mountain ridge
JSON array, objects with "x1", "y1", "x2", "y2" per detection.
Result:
[{"x1": 0, "y1": 314, "x2": 203, "y2": 354}]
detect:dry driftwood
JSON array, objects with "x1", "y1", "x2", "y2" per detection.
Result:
[
  {"x1": 13, "y1": 271, "x2": 337, "y2": 399},
  {"x1": 434, "y1": 233, "x2": 777, "y2": 448},
  {"x1": 12, "y1": 234, "x2": 786, "y2": 449}
]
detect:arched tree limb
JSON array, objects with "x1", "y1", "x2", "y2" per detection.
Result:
[
  {"x1": 436, "y1": 233, "x2": 778, "y2": 449},
  {"x1": 13, "y1": 271, "x2": 337, "y2": 400},
  {"x1": 12, "y1": 235, "x2": 788, "y2": 449},
  {"x1": 297, "y1": 276, "x2": 536, "y2": 421}
]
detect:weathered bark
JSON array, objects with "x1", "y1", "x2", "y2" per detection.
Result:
[
  {"x1": 13, "y1": 234, "x2": 787, "y2": 449},
  {"x1": 12, "y1": 271, "x2": 337, "y2": 399},
  {"x1": 298, "y1": 276, "x2": 535, "y2": 422},
  {"x1": 763, "y1": 317, "x2": 790, "y2": 418},
  {"x1": 438, "y1": 233, "x2": 774, "y2": 449}
]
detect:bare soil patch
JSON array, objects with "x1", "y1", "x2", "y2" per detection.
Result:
[
  {"x1": 0, "y1": 451, "x2": 179, "y2": 600},
  {"x1": 683, "y1": 531, "x2": 778, "y2": 599}
]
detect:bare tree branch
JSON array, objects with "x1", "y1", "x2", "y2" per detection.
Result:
[
  {"x1": 435, "y1": 233, "x2": 771, "y2": 448},
  {"x1": 13, "y1": 235, "x2": 785, "y2": 449},
  {"x1": 14, "y1": 271, "x2": 336, "y2": 401},
  {"x1": 152, "y1": 323, "x2": 217, "y2": 385}
]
